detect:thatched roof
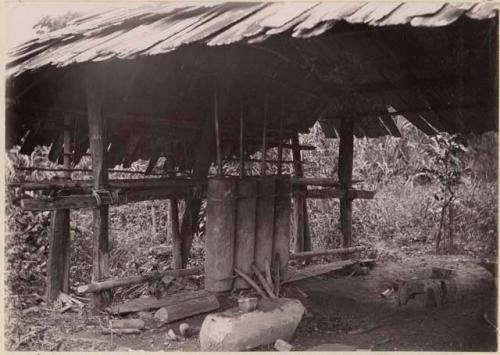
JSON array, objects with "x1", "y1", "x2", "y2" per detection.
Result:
[{"x1": 6, "y1": 2, "x2": 498, "y2": 172}]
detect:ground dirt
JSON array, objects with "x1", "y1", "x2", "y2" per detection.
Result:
[{"x1": 6, "y1": 254, "x2": 497, "y2": 352}]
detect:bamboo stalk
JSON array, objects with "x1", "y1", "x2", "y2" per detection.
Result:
[
  {"x1": 214, "y1": 89, "x2": 222, "y2": 176},
  {"x1": 277, "y1": 114, "x2": 284, "y2": 176},
  {"x1": 239, "y1": 104, "x2": 245, "y2": 179},
  {"x1": 234, "y1": 267, "x2": 269, "y2": 299},
  {"x1": 251, "y1": 263, "x2": 277, "y2": 299},
  {"x1": 261, "y1": 99, "x2": 268, "y2": 176}
]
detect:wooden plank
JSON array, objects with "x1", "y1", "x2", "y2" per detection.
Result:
[
  {"x1": 21, "y1": 187, "x2": 193, "y2": 211},
  {"x1": 77, "y1": 267, "x2": 202, "y2": 294},
  {"x1": 338, "y1": 118, "x2": 354, "y2": 252},
  {"x1": 107, "y1": 290, "x2": 210, "y2": 315},
  {"x1": 254, "y1": 177, "x2": 276, "y2": 273},
  {"x1": 286, "y1": 259, "x2": 359, "y2": 283},
  {"x1": 272, "y1": 178, "x2": 291, "y2": 281},
  {"x1": 154, "y1": 295, "x2": 220, "y2": 324},
  {"x1": 234, "y1": 178, "x2": 257, "y2": 289},
  {"x1": 86, "y1": 71, "x2": 111, "y2": 309}
]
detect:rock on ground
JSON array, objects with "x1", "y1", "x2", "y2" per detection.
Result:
[{"x1": 200, "y1": 298, "x2": 305, "y2": 351}]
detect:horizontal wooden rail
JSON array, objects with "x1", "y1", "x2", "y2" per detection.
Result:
[
  {"x1": 11, "y1": 178, "x2": 206, "y2": 191},
  {"x1": 14, "y1": 166, "x2": 170, "y2": 176},
  {"x1": 291, "y1": 177, "x2": 363, "y2": 187},
  {"x1": 297, "y1": 188, "x2": 375, "y2": 200},
  {"x1": 21, "y1": 187, "x2": 195, "y2": 211},
  {"x1": 290, "y1": 246, "x2": 365, "y2": 260},
  {"x1": 77, "y1": 267, "x2": 203, "y2": 294}
]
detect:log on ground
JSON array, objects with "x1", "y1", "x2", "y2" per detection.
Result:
[
  {"x1": 107, "y1": 290, "x2": 209, "y2": 315},
  {"x1": 154, "y1": 295, "x2": 220, "y2": 324}
]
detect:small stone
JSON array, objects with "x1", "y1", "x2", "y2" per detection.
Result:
[
  {"x1": 166, "y1": 329, "x2": 178, "y2": 341},
  {"x1": 274, "y1": 339, "x2": 293, "y2": 351},
  {"x1": 179, "y1": 323, "x2": 190, "y2": 337},
  {"x1": 155, "y1": 308, "x2": 169, "y2": 323},
  {"x1": 162, "y1": 275, "x2": 175, "y2": 286}
]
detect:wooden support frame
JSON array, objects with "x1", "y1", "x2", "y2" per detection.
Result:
[
  {"x1": 338, "y1": 118, "x2": 354, "y2": 251},
  {"x1": 86, "y1": 71, "x2": 111, "y2": 308},
  {"x1": 166, "y1": 154, "x2": 182, "y2": 269},
  {"x1": 46, "y1": 114, "x2": 72, "y2": 303},
  {"x1": 179, "y1": 115, "x2": 215, "y2": 268},
  {"x1": 291, "y1": 132, "x2": 311, "y2": 253}
]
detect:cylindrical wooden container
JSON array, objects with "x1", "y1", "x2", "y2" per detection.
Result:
[
  {"x1": 254, "y1": 177, "x2": 276, "y2": 273},
  {"x1": 273, "y1": 177, "x2": 292, "y2": 281},
  {"x1": 204, "y1": 177, "x2": 236, "y2": 292},
  {"x1": 234, "y1": 178, "x2": 258, "y2": 289}
]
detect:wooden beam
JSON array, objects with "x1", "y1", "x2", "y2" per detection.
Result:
[
  {"x1": 21, "y1": 187, "x2": 194, "y2": 211},
  {"x1": 338, "y1": 118, "x2": 354, "y2": 252},
  {"x1": 86, "y1": 71, "x2": 111, "y2": 309},
  {"x1": 46, "y1": 114, "x2": 72, "y2": 303},
  {"x1": 14, "y1": 178, "x2": 206, "y2": 191},
  {"x1": 290, "y1": 246, "x2": 365, "y2": 260},
  {"x1": 291, "y1": 177, "x2": 363, "y2": 187},
  {"x1": 302, "y1": 188, "x2": 375, "y2": 200},
  {"x1": 76, "y1": 267, "x2": 202, "y2": 294}
]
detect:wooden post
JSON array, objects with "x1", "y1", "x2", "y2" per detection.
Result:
[
  {"x1": 86, "y1": 72, "x2": 111, "y2": 308},
  {"x1": 239, "y1": 106, "x2": 245, "y2": 179},
  {"x1": 261, "y1": 100, "x2": 268, "y2": 176},
  {"x1": 179, "y1": 116, "x2": 215, "y2": 267},
  {"x1": 46, "y1": 114, "x2": 72, "y2": 303},
  {"x1": 214, "y1": 89, "x2": 222, "y2": 176},
  {"x1": 166, "y1": 154, "x2": 182, "y2": 269},
  {"x1": 277, "y1": 115, "x2": 284, "y2": 176},
  {"x1": 338, "y1": 118, "x2": 354, "y2": 252},
  {"x1": 291, "y1": 133, "x2": 311, "y2": 253},
  {"x1": 205, "y1": 178, "x2": 236, "y2": 292}
]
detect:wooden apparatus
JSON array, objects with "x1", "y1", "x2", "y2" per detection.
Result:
[
  {"x1": 204, "y1": 177, "x2": 237, "y2": 292},
  {"x1": 234, "y1": 178, "x2": 258, "y2": 289}
]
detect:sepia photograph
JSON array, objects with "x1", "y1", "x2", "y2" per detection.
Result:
[{"x1": 4, "y1": 1, "x2": 498, "y2": 351}]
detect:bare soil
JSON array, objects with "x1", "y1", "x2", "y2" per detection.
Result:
[{"x1": 7, "y1": 255, "x2": 497, "y2": 351}]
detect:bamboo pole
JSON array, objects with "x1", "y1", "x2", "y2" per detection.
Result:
[
  {"x1": 261, "y1": 99, "x2": 268, "y2": 176},
  {"x1": 239, "y1": 104, "x2": 245, "y2": 178},
  {"x1": 277, "y1": 114, "x2": 284, "y2": 176},
  {"x1": 214, "y1": 89, "x2": 222, "y2": 176},
  {"x1": 234, "y1": 268, "x2": 268, "y2": 299}
]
